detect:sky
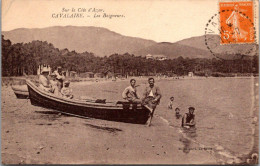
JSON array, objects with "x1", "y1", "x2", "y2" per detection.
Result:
[{"x1": 2, "y1": 0, "x2": 259, "y2": 43}]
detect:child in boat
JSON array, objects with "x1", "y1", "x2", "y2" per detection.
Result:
[
  {"x1": 61, "y1": 81, "x2": 73, "y2": 99},
  {"x1": 168, "y1": 96, "x2": 174, "y2": 109}
]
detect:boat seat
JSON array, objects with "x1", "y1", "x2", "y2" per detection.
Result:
[{"x1": 116, "y1": 101, "x2": 129, "y2": 104}]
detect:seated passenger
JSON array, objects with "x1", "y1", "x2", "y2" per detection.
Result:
[
  {"x1": 61, "y1": 81, "x2": 73, "y2": 99},
  {"x1": 39, "y1": 68, "x2": 52, "y2": 93},
  {"x1": 49, "y1": 73, "x2": 60, "y2": 96},
  {"x1": 122, "y1": 79, "x2": 141, "y2": 103},
  {"x1": 53, "y1": 66, "x2": 65, "y2": 92}
]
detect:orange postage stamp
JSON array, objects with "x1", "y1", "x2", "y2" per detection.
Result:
[{"x1": 219, "y1": 1, "x2": 255, "y2": 44}]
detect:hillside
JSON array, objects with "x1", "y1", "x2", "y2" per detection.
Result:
[
  {"x1": 2, "y1": 26, "x2": 258, "y2": 59},
  {"x1": 177, "y1": 35, "x2": 259, "y2": 57},
  {"x1": 2, "y1": 26, "x2": 156, "y2": 56}
]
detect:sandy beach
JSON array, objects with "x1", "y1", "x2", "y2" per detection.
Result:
[{"x1": 1, "y1": 77, "x2": 258, "y2": 164}]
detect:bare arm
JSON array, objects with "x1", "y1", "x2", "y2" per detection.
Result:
[
  {"x1": 183, "y1": 114, "x2": 187, "y2": 126},
  {"x1": 189, "y1": 117, "x2": 196, "y2": 126}
]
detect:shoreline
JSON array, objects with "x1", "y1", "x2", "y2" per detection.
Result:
[
  {"x1": 2, "y1": 77, "x2": 258, "y2": 164},
  {"x1": 1, "y1": 75, "x2": 259, "y2": 87}
]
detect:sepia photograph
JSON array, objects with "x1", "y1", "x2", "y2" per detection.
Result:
[{"x1": 1, "y1": 0, "x2": 259, "y2": 164}]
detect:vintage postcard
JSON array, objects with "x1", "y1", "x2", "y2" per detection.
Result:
[{"x1": 1, "y1": 0, "x2": 259, "y2": 164}]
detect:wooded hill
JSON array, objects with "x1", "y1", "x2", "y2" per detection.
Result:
[
  {"x1": 3, "y1": 26, "x2": 258, "y2": 59},
  {"x1": 2, "y1": 35, "x2": 258, "y2": 77}
]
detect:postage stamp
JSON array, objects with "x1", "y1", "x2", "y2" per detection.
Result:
[{"x1": 219, "y1": 1, "x2": 255, "y2": 44}]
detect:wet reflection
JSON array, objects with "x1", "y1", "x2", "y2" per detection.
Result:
[{"x1": 179, "y1": 127, "x2": 197, "y2": 154}]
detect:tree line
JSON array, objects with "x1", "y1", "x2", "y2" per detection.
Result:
[{"x1": 2, "y1": 35, "x2": 259, "y2": 77}]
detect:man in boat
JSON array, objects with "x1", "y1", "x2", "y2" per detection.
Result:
[
  {"x1": 181, "y1": 107, "x2": 196, "y2": 128},
  {"x1": 122, "y1": 79, "x2": 141, "y2": 103},
  {"x1": 39, "y1": 68, "x2": 53, "y2": 92},
  {"x1": 53, "y1": 66, "x2": 65, "y2": 92},
  {"x1": 142, "y1": 77, "x2": 162, "y2": 126}
]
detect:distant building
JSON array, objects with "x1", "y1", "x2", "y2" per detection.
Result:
[
  {"x1": 145, "y1": 54, "x2": 167, "y2": 61},
  {"x1": 103, "y1": 70, "x2": 114, "y2": 79},
  {"x1": 165, "y1": 71, "x2": 177, "y2": 77},
  {"x1": 94, "y1": 73, "x2": 104, "y2": 78},
  {"x1": 80, "y1": 72, "x2": 94, "y2": 78},
  {"x1": 146, "y1": 54, "x2": 154, "y2": 59},
  {"x1": 69, "y1": 71, "x2": 77, "y2": 77},
  {"x1": 188, "y1": 72, "x2": 194, "y2": 77},
  {"x1": 114, "y1": 73, "x2": 124, "y2": 78},
  {"x1": 153, "y1": 55, "x2": 167, "y2": 61}
]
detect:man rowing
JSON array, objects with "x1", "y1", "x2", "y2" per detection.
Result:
[{"x1": 142, "y1": 77, "x2": 162, "y2": 126}]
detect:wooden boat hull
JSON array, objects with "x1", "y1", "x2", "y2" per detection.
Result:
[
  {"x1": 12, "y1": 85, "x2": 29, "y2": 99},
  {"x1": 26, "y1": 80, "x2": 150, "y2": 124}
]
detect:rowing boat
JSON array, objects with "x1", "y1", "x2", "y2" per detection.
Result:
[
  {"x1": 26, "y1": 80, "x2": 150, "y2": 124},
  {"x1": 11, "y1": 85, "x2": 29, "y2": 99}
]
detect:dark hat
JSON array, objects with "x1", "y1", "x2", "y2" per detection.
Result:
[
  {"x1": 64, "y1": 81, "x2": 70, "y2": 85},
  {"x1": 188, "y1": 107, "x2": 195, "y2": 110}
]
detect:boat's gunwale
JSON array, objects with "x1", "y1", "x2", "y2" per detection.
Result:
[
  {"x1": 26, "y1": 80, "x2": 144, "y2": 110},
  {"x1": 13, "y1": 90, "x2": 29, "y2": 95}
]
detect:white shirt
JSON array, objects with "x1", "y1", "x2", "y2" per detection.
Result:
[{"x1": 148, "y1": 90, "x2": 154, "y2": 97}]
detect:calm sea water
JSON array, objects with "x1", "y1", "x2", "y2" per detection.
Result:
[{"x1": 71, "y1": 77, "x2": 259, "y2": 157}]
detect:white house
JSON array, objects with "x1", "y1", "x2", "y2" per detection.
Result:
[
  {"x1": 145, "y1": 54, "x2": 167, "y2": 61},
  {"x1": 188, "y1": 72, "x2": 194, "y2": 77},
  {"x1": 145, "y1": 54, "x2": 153, "y2": 59}
]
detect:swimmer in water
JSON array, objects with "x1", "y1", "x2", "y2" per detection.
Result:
[
  {"x1": 181, "y1": 107, "x2": 196, "y2": 128},
  {"x1": 175, "y1": 107, "x2": 181, "y2": 119},
  {"x1": 168, "y1": 96, "x2": 174, "y2": 109}
]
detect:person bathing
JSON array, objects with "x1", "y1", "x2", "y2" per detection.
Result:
[{"x1": 181, "y1": 107, "x2": 196, "y2": 128}]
